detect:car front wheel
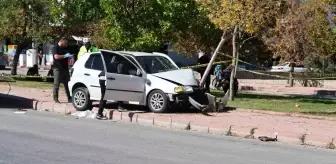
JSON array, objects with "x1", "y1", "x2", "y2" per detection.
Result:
[
  {"x1": 147, "y1": 90, "x2": 169, "y2": 113},
  {"x1": 72, "y1": 87, "x2": 92, "y2": 111}
]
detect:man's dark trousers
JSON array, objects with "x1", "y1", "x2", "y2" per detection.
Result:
[
  {"x1": 98, "y1": 79, "x2": 107, "y2": 116},
  {"x1": 53, "y1": 67, "x2": 71, "y2": 101}
]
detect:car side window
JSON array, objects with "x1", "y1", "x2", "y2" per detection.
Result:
[
  {"x1": 91, "y1": 55, "x2": 104, "y2": 71},
  {"x1": 101, "y1": 51, "x2": 137, "y2": 75},
  {"x1": 84, "y1": 54, "x2": 104, "y2": 71},
  {"x1": 84, "y1": 56, "x2": 94, "y2": 69}
]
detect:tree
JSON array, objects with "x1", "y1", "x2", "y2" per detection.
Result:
[
  {"x1": 196, "y1": 0, "x2": 283, "y2": 100},
  {"x1": 0, "y1": 0, "x2": 56, "y2": 75},
  {"x1": 52, "y1": 0, "x2": 104, "y2": 37},
  {"x1": 269, "y1": 0, "x2": 336, "y2": 73},
  {"x1": 0, "y1": 0, "x2": 105, "y2": 75},
  {"x1": 93, "y1": 0, "x2": 221, "y2": 57}
]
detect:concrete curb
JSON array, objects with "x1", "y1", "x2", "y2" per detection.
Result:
[
  {"x1": 32, "y1": 100, "x2": 333, "y2": 149},
  {"x1": 105, "y1": 111, "x2": 328, "y2": 148}
]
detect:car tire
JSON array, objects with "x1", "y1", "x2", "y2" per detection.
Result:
[
  {"x1": 72, "y1": 87, "x2": 92, "y2": 111},
  {"x1": 147, "y1": 90, "x2": 169, "y2": 113}
]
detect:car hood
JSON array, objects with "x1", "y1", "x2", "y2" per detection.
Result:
[{"x1": 152, "y1": 69, "x2": 198, "y2": 86}]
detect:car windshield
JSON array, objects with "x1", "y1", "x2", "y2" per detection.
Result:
[{"x1": 135, "y1": 56, "x2": 178, "y2": 74}]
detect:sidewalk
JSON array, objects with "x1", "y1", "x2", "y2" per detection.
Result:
[{"x1": 1, "y1": 85, "x2": 335, "y2": 148}]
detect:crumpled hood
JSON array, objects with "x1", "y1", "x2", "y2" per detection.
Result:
[{"x1": 152, "y1": 69, "x2": 199, "y2": 86}]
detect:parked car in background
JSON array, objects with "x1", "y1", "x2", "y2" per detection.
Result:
[{"x1": 270, "y1": 62, "x2": 307, "y2": 72}]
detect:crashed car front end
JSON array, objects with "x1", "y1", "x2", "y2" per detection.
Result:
[{"x1": 168, "y1": 85, "x2": 217, "y2": 112}]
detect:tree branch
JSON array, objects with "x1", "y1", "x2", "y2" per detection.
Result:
[{"x1": 240, "y1": 36, "x2": 256, "y2": 48}]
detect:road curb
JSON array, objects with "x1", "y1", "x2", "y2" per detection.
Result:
[
  {"x1": 33, "y1": 102, "x2": 333, "y2": 149},
  {"x1": 107, "y1": 111, "x2": 328, "y2": 148}
]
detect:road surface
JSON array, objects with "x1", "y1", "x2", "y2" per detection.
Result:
[{"x1": 0, "y1": 109, "x2": 335, "y2": 164}]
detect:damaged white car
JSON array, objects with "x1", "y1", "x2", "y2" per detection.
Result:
[{"x1": 68, "y1": 50, "x2": 218, "y2": 113}]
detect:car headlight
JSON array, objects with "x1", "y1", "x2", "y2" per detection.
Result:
[{"x1": 174, "y1": 86, "x2": 193, "y2": 93}]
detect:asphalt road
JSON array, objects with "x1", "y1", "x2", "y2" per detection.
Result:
[{"x1": 0, "y1": 109, "x2": 335, "y2": 164}]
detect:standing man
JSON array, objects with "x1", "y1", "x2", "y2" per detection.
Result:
[
  {"x1": 198, "y1": 51, "x2": 211, "y2": 93},
  {"x1": 96, "y1": 70, "x2": 108, "y2": 120},
  {"x1": 52, "y1": 38, "x2": 73, "y2": 103}
]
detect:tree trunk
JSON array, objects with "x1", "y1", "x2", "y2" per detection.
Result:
[
  {"x1": 229, "y1": 26, "x2": 238, "y2": 101},
  {"x1": 234, "y1": 30, "x2": 242, "y2": 77},
  {"x1": 199, "y1": 31, "x2": 228, "y2": 87},
  {"x1": 11, "y1": 40, "x2": 31, "y2": 75},
  {"x1": 289, "y1": 62, "x2": 294, "y2": 87}
]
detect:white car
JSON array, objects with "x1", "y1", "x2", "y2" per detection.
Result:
[
  {"x1": 68, "y1": 50, "x2": 216, "y2": 113},
  {"x1": 270, "y1": 62, "x2": 307, "y2": 73}
]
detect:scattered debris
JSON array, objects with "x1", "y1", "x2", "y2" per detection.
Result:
[
  {"x1": 326, "y1": 138, "x2": 335, "y2": 149},
  {"x1": 259, "y1": 133, "x2": 278, "y2": 142},
  {"x1": 14, "y1": 111, "x2": 26, "y2": 114},
  {"x1": 14, "y1": 108, "x2": 27, "y2": 114},
  {"x1": 70, "y1": 110, "x2": 97, "y2": 119},
  {"x1": 65, "y1": 111, "x2": 72, "y2": 115},
  {"x1": 226, "y1": 125, "x2": 234, "y2": 136},
  {"x1": 109, "y1": 110, "x2": 114, "y2": 120},
  {"x1": 39, "y1": 109, "x2": 49, "y2": 112},
  {"x1": 299, "y1": 133, "x2": 308, "y2": 145},
  {"x1": 128, "y1": 112, "x2": 135, "y2": 122},
  {"x1": 240, "y1": 86, "x2": 255, "y2": 91},
  {"x1": 295, "y1": 104, "x2": 302, "y2": 108},
  {"x1": 185, "y1": 122, "x2": 191, "y2": 130},
  {"x1": 245, "y1": 128, "x2": 258, "y2": 139}
]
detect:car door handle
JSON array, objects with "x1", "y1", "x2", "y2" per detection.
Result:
[
  {"x1": 84, "y1": 73, "x2": 90, "y2": 76},
  {"x1": 107, "y1": 77, "x2": 115, "y2": 80}
]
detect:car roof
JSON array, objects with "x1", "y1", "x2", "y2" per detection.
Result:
[{"x1": 100, "y1": 49, "x2": 167, "y2": 57}]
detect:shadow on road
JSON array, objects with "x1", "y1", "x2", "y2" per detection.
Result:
[{"x1": 0, "y1": 93, "x2": 34, "y2": 109}]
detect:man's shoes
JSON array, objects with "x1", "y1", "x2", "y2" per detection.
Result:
[
  {"x1": 68, "y1": 98, "x2": 72, "y2": 103},
  {"x1": 96, "y1": 114, "x2": 108, "y2": 120},
  {"x1": 54, "y1": 99, "x2": 61, "y2": 103}
]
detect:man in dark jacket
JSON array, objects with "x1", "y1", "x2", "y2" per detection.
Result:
[{"x1": 52, "y1": 38, "x2": 73, "y2": 103}]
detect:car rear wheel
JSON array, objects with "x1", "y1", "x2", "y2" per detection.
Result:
[
  {"x1": 72, "y1": 87, "x2": 92, "y2": 111},
  {"x1": 147, "y1": 90, "x2": 169, "y2": 113}
]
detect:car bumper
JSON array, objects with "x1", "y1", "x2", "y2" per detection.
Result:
[{"x1": 169, "y1": 87, "x2": 217, "y2": 112}]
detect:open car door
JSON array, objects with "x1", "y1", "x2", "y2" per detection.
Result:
[{"x1": 100, "y1": 50, "x2": 146, "y2": 104}]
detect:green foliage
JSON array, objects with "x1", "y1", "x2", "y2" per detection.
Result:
[
  {"x1": 48, "y1": 0, "x2": 104, "y2": 37},
  {"x1": 93, "y1": 0, "x2": 221, "y2": 56},
  {"x1": 0, "y1": 0, "x2": 55, "y2": 42},
  {"x1": 196, "y1": 0, "x2": 282, "y2": 34},
  {"x1": 269, "y1": 0, "x2": 336, "y2": 71}
]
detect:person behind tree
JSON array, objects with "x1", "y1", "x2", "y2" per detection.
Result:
[
  {"x1": 89, "y1": 44, "x2": 99, "y2": 52},
  {"x1": 77, "y1": 40, "x2": 99, "y2": 60}
]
